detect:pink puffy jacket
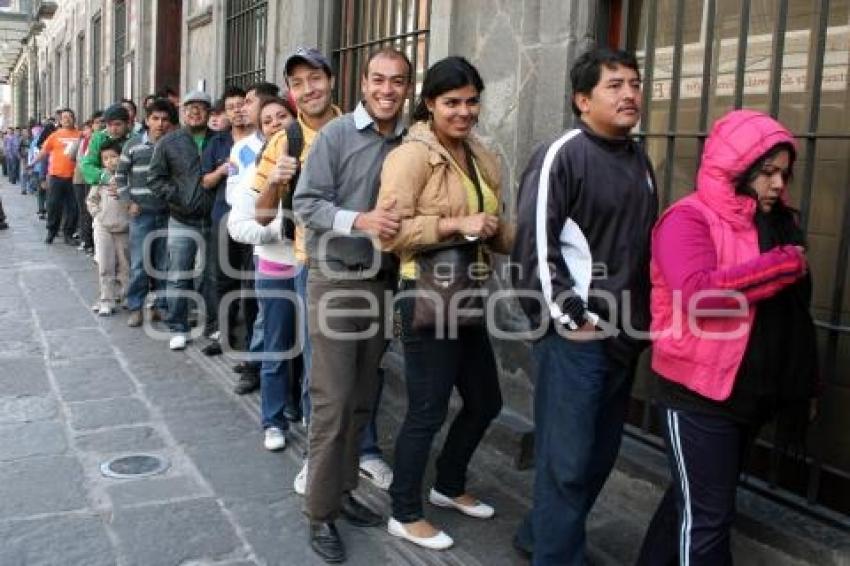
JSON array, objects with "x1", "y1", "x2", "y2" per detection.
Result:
[{"x1": 650, "y1": 110, "x2": 807, "y2": 401}]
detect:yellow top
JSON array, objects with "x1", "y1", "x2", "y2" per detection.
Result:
[
  {"x1": 251, "y1": 107, "x2": 341, "y2": 263},
  {"x1": 400, "y1": 156, "x2": 499, "y2": 279}
]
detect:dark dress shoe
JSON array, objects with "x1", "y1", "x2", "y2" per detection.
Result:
[
  {"x1": 233, "y1": 372, "x2": 260, "y2": 395},
  {"x1": 201, "y1": 342, "x2": 223, "y2": 356},
  {"x1": 309, "y1": 521, "x2": 346, "y2": 563},
  {"x1": 339, "y1": 494, "x2": 382, "y2": 527},
  {"x1": 283, "y1": 405, "x2": 302, "y2": 423}
]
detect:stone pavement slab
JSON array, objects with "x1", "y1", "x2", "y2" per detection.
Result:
[
  {"x1": 66, "y1": 397, "x2": 151, "y2": 430},
  {"x1": 0, "y1": 515, "x2": 117, "y2": 566},
  {"x1": 0, "y1": 420, "x2": 68, "y2": 461},
  {"x1": 0, "y1": 455, "x2": 88, "y2": 519},
  {"x1": 110, "y1": 498, "x2": 246, "y2": 566},
  {"x1": 51, "y1": 357, "x2": 137, "y2": 401},
  {"x1": 74, "y1": 424, "x2": 166, "y2": 454},
  {"x1": 0, "y1": 357, "x2": 51, "y2": 396}
]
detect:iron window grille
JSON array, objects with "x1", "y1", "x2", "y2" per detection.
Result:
[
  {"x1": 114, "y1": 0, "x2": 126, "y2": 100},
  {"x1": 224, "y1": 0, "x2": 268, "y2": 89},
  {"x1": 92, "y1": 13, "x2": 101, "y2": 111},
  {"x1": 333, "y1": 0, "x2": 431, "y2": 116}
]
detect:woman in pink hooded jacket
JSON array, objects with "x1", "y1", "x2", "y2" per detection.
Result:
[{"x1": 637, "y1": 110, "x2": 818, "y2": 565}]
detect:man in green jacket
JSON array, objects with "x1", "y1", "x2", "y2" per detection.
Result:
[{"x1": 81, "y1": 104, "x2": 132, "y2": 185}]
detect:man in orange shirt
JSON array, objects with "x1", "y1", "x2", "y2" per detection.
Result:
[{"x1": 35, "y1": 108, "x2": 81, "y2": 244}]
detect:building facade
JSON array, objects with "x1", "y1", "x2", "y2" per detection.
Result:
[{"x1": 3, "y1": 0, "x2": 848, "y2": 520}]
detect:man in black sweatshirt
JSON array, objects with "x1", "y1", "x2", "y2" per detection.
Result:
[{"x1": 511, "y1": 47, "x2": 658, "y2": 565}]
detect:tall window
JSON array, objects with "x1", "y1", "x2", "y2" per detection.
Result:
[
  {"x1": 76, "y1": 33, "x2": 85, "y2": 117},
  {"x1": 92, "y1": 14, "x2": 102, "y2": 110},
  {"x1": 114, "y1": 0, "x2": 127, "y2": 99},
  {"x1": 224, "y1": 0, "x2": 268, "y2": 88},
  {"x1": 64, "y1": 44, "x2": 71, "y2": 109},
  {"x1": 334, "y1": 0, "x2": 431, "y2": 114},
  {"x1": 54, "y1": 50, "x2": 60, "y2": 108}
]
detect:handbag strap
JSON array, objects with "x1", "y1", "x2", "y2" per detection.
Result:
[{"x1": 461, "y1": 142, "x2": 484, "y2": 213}]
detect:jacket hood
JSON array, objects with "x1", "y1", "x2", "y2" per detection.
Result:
[{"x1": 696, "y1": 110, "x2": 796, "y2": 229}]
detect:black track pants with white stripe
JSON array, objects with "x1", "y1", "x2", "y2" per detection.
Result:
[{"x1": 636, "y1": 408, "x2": 753, "y2": 566}]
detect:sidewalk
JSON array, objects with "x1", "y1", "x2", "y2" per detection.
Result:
[{"x1": 0, "y1": 179, "x2": 846, "y2": 566}]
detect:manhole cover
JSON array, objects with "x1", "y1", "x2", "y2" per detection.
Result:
[{"x1": 100, "y1": 454, "x2": 170, "y2": 479}]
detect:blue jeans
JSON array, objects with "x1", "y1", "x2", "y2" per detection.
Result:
[
  {"x1": 126, "y1": 211, "x2": 168, "y2": 312},
  {"x1": 516, "y1": 333, "x2": 632, "y2": 566},
  {"x1": 296, "y1": 265, "x2": 383, "y2": 459},
  {"x1": 165, "y1": 218, "x2": 210, "y2": 333},
  {"x1": 256, "y1": 269, "x2": 297, "y2": 431}
]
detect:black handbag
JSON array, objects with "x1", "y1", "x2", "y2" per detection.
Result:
[{"x1": 411, "y1": 145, "x2": 489, "y2": 331}]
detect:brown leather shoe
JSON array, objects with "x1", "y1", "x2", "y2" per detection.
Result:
[{"x1": 127, "y1": 310, "x2": 143, "y2": 328}]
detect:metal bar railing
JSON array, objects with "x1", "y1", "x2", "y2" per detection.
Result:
[
  {"x1": 798, "y1": 0, "x2": 830, "y2": 233},
  {"x1": 732, "y1": 0, "x2": 750, "y2": 109},
  {"x1": 767, "y1": 0, "x2": 788, "y2": 118},
  {"x1": 695, "y1": 0, "x2": 715, "y2": 163},
  {"x1": 661, "y1": 0, "x2": 685, "y2": 208}
]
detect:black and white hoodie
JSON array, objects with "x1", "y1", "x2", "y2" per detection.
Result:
[{"x1": 511, "y1": 120, "x2": 658, "y2": 363}]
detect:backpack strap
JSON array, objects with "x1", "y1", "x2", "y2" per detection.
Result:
[{"x1": 279, "y1": 120, "x2": 304, "y2": 240}]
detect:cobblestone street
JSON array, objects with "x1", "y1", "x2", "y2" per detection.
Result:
[
  {"x1": 1, "y1": 178, "x2": 848, "y2": 566},
  {"x1": 0, "y1": 180, "x2": 525, "y2": 566}
]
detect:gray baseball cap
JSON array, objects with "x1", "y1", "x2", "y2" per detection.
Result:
[
  {"x1": 284, "y1": 47, "x2": 333, "y2": 78},
  {"x1": 182, "y1": 90, "x2": 212, "y2": 107}
]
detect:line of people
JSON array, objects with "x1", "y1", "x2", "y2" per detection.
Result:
[{"x1": 15, "y1": 42, "x2": 819, "y2": 566}]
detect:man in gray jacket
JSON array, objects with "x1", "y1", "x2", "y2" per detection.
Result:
[
  {"x1": 148, "y1": 90, "x2": 215, "y2": 350},
  {"x1": 293, "y1": 47, "x2": 410, "y2": 564},
  {"x1": 116, "y1": 98, "x2": 177, "y2": 328}
]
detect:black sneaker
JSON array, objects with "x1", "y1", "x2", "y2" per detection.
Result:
[
  {"x1": 45, "y1": 233, "x2": 55, "y2": 244},
  {"x1": 233, "y1": 371, "x2": 260, "y2": 395},
  {"x1": 0, "y1": 222, "x2": 8, "y2": 230}
]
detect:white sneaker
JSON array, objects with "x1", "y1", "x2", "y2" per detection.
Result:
[
  {"x1": 359, "y1": 457, "x2": 393, "y2": 491},
  {"x1": 294, "y1": 460, "x2": 308, "y2": 495},
  {"x1": 169, "y1": 334, "x2": 188, "y2": 351},
  {"x1": 387, "y1": 518, "x2": 453, "y2": 550},
  {"x1": 97, "y1": 303, "x2": 112, "y2": 317},
  {"x1": 209, "y1": 330, "x2": 221, "y2": 341},
  {"x1": 263, "y1": 426, "x2": 286, "y2": 451},
  {"x1": 428, "y1": 488, "x2": 494, "y2": 519}
]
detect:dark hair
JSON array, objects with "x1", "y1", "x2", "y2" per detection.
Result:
[
  {"x1": 91, "y1": 110, "x2": 104, "y2": 121},
  {"x1": 222, "y1": 85, "x2": 246, "y2": 100},
  {"x1": 734, "y1": 142, "x2": 797, "y2": 197},
  {"x1": 59, "y1": 108, "x2": 76, "y2": 121},
  {"x1": 146, "y1": 98, "x2": 180, "y2": 125},
  {"x1": 362, "y1": 47, "x2": 412, "y2": 83},
  {"x1": 412, "y1": 56, "x2": 484, "y2": 122},
  {"x1": 260, "y1": 95, "x2": 297, "y2": 120},
  {"x1": 121, "y1": 98, "x2": 137, "y2": 114},
  {"x1": 156, "y1": 85, "x2": 178, "y2": 99},
  {"x1": 83, "y1": 119, "x2": 93, "y2": 128},
  {"x1": 570, "y1": 47, "x2": 640, "y2": 117},
  {"x1": 99, "y1": 137, "x2": 124, "y2": 156},
  {"x1": 246, "y1": 81, "x2": 280, "y2": 98}
]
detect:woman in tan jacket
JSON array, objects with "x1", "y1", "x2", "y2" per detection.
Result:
[{"x1": 377, "y1": 56, "x2": 513, "y2": 550}]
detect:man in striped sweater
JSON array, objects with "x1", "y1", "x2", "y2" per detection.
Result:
[{"x1": 115, "y1": 98, "x2": 178, "y2": 328}]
